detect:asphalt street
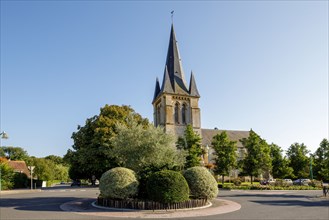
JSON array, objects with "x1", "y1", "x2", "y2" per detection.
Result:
[{"x1": 0, "y1": 185, "x2": 328, "y2": 220}]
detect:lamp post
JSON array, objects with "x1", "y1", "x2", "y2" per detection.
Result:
[
  {"x1": 0, "y1": 131, "x2": 9, "y2": 192},
  {"x1": 28, "y1": 166, "x2": 35, "y2": 190}
]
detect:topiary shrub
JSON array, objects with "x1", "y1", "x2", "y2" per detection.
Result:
[
  {"x1": 183, "y1": 166, "x2": 218, "y2": 200},
  {"x1": 146, "y1": 170, "x2": 189, "y2": 203},
  {"x1": 99, "y1": 167, "x2": 139, "y2": 199}
]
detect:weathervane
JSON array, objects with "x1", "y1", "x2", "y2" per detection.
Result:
[{"x1": 171, "y1": 10, "x2": 174, "y2": 23}]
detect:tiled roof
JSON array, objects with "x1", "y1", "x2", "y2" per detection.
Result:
[
  {"x1": 7, "y1": 160, "x2": 30, "y2": 177},
  {"x1": 201, "y1": 129, "x2": 250, "y2": 148}
]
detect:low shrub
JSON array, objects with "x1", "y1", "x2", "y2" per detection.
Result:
[
  {"x1": 184, "y1": 167, "x2": 218, "y2": 200},
  {"x1": 232, "y1": 178, "x2": 242, "y2": 186},
  {"x1": 99, "y1": 167, "x2": 139, "y2": 199},
  {"x1": 147, "y1": 170, "x2": 189, "y2": 203},
  {"x1": 223, "y1": 184, "x2": 322, "y2": 190}
]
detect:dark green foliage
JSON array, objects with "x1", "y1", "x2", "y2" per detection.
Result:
[
  {"x1": 211, "y1": 131, "x2": 237, "y2": 184},
  {"x1": 0, "y1": 146, "x2": 29, "y2": 161},
  {"x1": 313, "y1": 139, "x2": 329, "y2": 181},
  {"x1": 176, "y1": 125, "x2": 203, "y2": 168},
  {"x1": 270, "y1": 144, "x2": 293, "y2": 179},
  {"x1": 0, "y1": 161, "x2": 14, "y2": 190},
  {"x1": 13, "y1": 173, "x2": 28, "y2": 188},
  {"x1": 286, "y1": 143, "x2": 310, "y2": 179},
  {"x1": 147, "y1": 170, "x2": 189, "y2": 203},
  {"x1": 137, "y1": 164, "x2": 180, "y2": 199},
  {"x1": 64, "y1": 105, "x2": 149, "y2": 180},
  {"x1": 240, "y1": 130, "x2": 272, "y2": 184}
]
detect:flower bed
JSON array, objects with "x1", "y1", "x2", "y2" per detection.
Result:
[{"x1": 97, "y1": 197, "x2": 209, "y2": 210}]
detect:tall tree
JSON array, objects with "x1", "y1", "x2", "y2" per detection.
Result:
[
  {"x1": 211, "y1": 131, "x2": 237, "y2": 184},
  {"x1": 176, "y1": 125, "x2": 203, "y2": 168},
  {"x1": 64, "y1": 105, "x2": 149, "y2": 180},
  {"x1": 112, "y1": 121, "x2": 185, "y2": 173},
  {"x1": 0, "y1": 159, "x2": 14, "y2": 190},
  {"x1": 286, "y1": 143, "x2": 310, "y2": 179},
  {"x1": 269, "y1": 143, "x2": 293, "y2": 178},
  {"x1": 44, "y1": 155, "x2": 65, "y2": 165},
  {"x1": 240, "y1": 130, "x2": 272, "y2": 184},
  {"x1": 313, "y1": 139, "x2": 329, "y2": 181},
  {"x1": 0, "y1": 146, "x2": 29, "y2": 161}
]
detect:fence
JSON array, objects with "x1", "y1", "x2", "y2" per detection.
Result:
[{"x1": 97, "y1": 197, "x2": 208, "y2": 210}]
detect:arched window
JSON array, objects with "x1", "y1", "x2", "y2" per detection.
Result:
[
  {"x1": 182, "y1": 104, "x2": 187, "y2": 124},
  {"x1": 157, "y1": 105, "x2": 161, "y2": 126},
  {"x1": 175, "y1": 103, "x2": 179, "y2": 124}
]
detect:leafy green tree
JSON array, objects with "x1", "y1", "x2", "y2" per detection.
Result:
[
  {"x1": 240, "y1": 130, "x2": 272, "y2": 184},
  {"x1": 64, "y1": 105, "x2": 149, "y2": 180},
  {"x1": 176, "y1": 125, "x2": 203, "y2": 168},
  {"x1": 313, "y1": 139, "x2": 329, "y2": 181},
  {"x1": 28, "y1": 157, "x2": 55, "y2": 181},
  {"x1": 0, "y1": 148, "x2": 5, "y2": 157},
  {"x1": 286, "y1": 143, "x2": 310, "y2": 179},
  {"x1": 1, "y1": 146, "x2": 29, "y2": 161},
  {"x1": 53, "y1": 164, "x2": 69, "y2": 182},
  {"x1": 45, "y1": 155, "x2": 65, "y2": 165},
  {"x1": 0, "y1": 159, "x2": 15, "y2": 190},
  {"x1": 269, "y1": 143, "x2": 293, "y2": 179},
  {"x1": 112, "y1": 121, "x2": 186, "y2": 173},
  {"x1": 211, "y1": 131, "x2": 237, "y2": 184}
]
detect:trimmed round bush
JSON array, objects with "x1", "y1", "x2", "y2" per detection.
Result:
[
  {"x1": 147, "y1": 170, "x2": 189, "y2": 203},
  {"x1": 99, "y1": 167, "x2": 139, "y2": 199},
  {"x1": 183, "y1": 166, "x2": 218, "y2": 199}
]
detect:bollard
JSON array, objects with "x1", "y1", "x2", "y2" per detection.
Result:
[{"x1": 323, "y1": 186, "x2": 328, "y2": 197}]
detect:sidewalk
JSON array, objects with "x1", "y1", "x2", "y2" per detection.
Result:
[{"x1": 0, "y1": 188, "x2": 41, "y2": 195}]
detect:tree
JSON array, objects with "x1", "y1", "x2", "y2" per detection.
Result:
[
  {"x1": 64, "y1": 105, "x2": 149, "y2": 180},
  {"x1": 0, "y1": 159, "x2": 15, "y2": 190},
  {"x1": 45, "y1": 155, "x2": 65, "y2": 165},
  {"x1": 0, "y1": 146, "x2": 29, "y2": 161},
  {"x1": 269, "y1": 144, "x2": 293, "y2": 179},
  {"x1": 240, "y1": 130, "x2": 271, "y2": 184},
  {"x1": 112, "y1": 121, "x2": 185, "y2": 173},
  {"x1": 28, "y1": 157, "x2": 56, "y2": 181},
  {"x1": 176, "y1": 125, "x2": 203, "y2": 168},
  {"x1": 211, "y1": 131, "x2": 237, "y2": 184},
  {"x1": 286, "y1": 143, "x2": 310, "y2": 179},
  {"x1": 313, "y1": 139, "x2": 329, "y2": 181}
]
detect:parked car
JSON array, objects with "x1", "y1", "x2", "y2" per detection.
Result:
[
  {"x1": 260, "y1": 179, "x2": 276, "y2": 185},
  {"x1": 71, "y1": 179, "x2": 81, "y2": 187},
  {"x1": 293, "y1": 179, "x2": 311, "y2": 186},
  {"x1": 282, "y1": 179, "x2": 293, "y2": 186}
]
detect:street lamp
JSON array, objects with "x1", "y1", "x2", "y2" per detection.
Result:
[
  {"x1": 0, "y1": 131, "x2": 9, "y2": 139},
  {"x1": 0, "y1": 131, "x2": 9, "y2": 191},
  {"x1": 28, "y1": 166, "x2": 35, "y2": 190}
]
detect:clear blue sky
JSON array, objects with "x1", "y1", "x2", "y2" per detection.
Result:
[{"x1": 1, "y1": 1, "x2": 328, "y2": 157}]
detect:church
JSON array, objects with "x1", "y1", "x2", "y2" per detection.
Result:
[{"x1": 152, "y1": 24, "x2": 250, "y2": 168}]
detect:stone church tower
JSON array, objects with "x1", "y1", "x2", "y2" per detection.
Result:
[{"x1": 152, "y1": 24, "x2": 201, "y2": 137}]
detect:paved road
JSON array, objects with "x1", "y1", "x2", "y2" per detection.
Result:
[{"x1": 0, "y1": 185, "x2": 328, "y2": 220}]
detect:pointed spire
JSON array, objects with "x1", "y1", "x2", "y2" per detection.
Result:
[
  {"x1": 152, "y1": 77, "x2": 161, "y2": 102},
  {"x1": 165, "y1": 24, "x2": 189, "y2": 94},
  {"x1": 161, "y1": 66, "x2": 174, "y2": 93},
  {"x1": 189, "y1": 71, "x2": 200, "y2": 97}
]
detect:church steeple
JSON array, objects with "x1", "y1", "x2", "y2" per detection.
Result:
[
  {"x1": 189, "y1": 71, "x2": 200, "y2": 97},
  {"x1": 152, "y1": 23, "x2": 201, "y2": 137},
  {"x1": 164, "y1": 24, "x2": 189, "y2": 95}
]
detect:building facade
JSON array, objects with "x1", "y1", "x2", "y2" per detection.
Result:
[
  {"x1": 152, "y1": 24, "x2": 201, "y2": 137},
  {"x1": 152, "y1": 24, "x2": 250, "y2": 171}
]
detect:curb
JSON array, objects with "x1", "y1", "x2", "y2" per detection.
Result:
[
  {"x1": 0, "y1": 189, "x2": 42, "y2": 195},
  {"x1": 60, "y1": 198, "x2": 241, "y2": 218}
]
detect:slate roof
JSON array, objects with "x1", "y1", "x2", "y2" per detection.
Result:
[
  {"x1": 7, "y1": 160, "x2": 30, "y2": 177},
  {"x1": 152, "y1": 24, "x2": 201, "y2": 103},
  {"x1": 201, "y1": 129, "x2": 250, "y2": 148}
]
